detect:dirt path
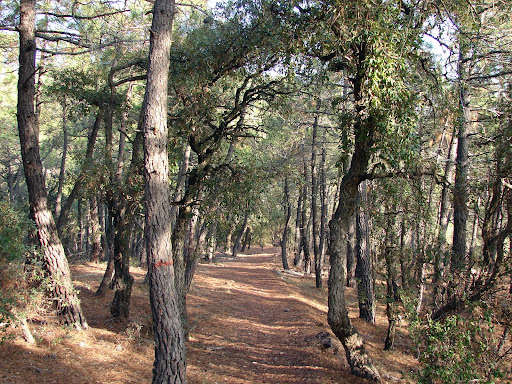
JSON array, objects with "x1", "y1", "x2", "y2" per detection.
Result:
[
  {"x1": 1, "y1": 247, "x2": 415, "y2": 383},
  {"x1": 186, "y1": 248, "x2": 371, "y2": 384}
]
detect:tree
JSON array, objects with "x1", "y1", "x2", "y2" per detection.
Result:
[
  {"x1": 16, "y1": 0, "x2": 87, "y2": 329},
  {"x1": 142, "y1": 0, "x2": 186, "y2": 381}
]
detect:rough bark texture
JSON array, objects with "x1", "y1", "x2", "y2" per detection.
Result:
[
  {"x1": 355, "y1": 181, "x2": 375, "y2": 323},
  {"x1": 451, "y1": 46, "x2": 470, "y2": 281},
  {"x1": 17, "y1": 0, "x2": 87, "y2": 330},
  {"x1": 346, "y1": 215, "x2": 357, "y2": 288},
  {"x1": 327, "y1": 42, "x2": 381, "y2": 382},
  {"x1": 434, "y1": 129, "x2": 456, "y2": 306},
  {"x1": 143, "y1": 0, "x2": 186, "y2": 381}
]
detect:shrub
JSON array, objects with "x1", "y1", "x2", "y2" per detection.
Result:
[{"x1": 409, "y1": 304, "x2": 506, "y2": 384}]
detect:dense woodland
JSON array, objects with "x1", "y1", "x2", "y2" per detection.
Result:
[{"x1": 1, "y1": 0, "x2": 511, "y2": 383}]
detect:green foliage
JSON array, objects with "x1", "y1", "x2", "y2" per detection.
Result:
[
  {"x1": 0, "y1": 201, "x2": 32, "y2": 263},
  {"x1": 0, "y1": 202, "x2": 42, "y2": 342},
  {"x1": 408, "y1": 305, "x2": 505, "y2": 384}
]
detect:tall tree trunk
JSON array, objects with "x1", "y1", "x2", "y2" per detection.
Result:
[
  {"x1": 171, "y1": 140, "x2": 192, "y2": 232},
  {"x1": 281, "y1": 176, "x2": 291, "y2": 270},
  {"x1": 327, "y1": 42, "x2": 380, "y2": 382},
  {"x1": 206, "y1": 223, "x2": 217, "y2": 262},
  {"x1": 143, "y1": 0, "x2": 186, "y2": 380},
  {"x1": 89, "y1": 194, "x2": 103, "y2": 262},
  {"x1": 17, "y1": 0, "x2": 87, "y2": 329},
  {"x1": 55, "y1": 99, "x2": 68, "y2": 218},
  {"x1": 355, "y1": 180, "x2": 375, "y2": 323},
  {"x1": 451, "y1": 44, "x2": 471, "y2": 287},
  {"x1": 434, "y1": 129, "x2": 457, "y2": 307},
  {"x1": 319, "y1": 139, "x2": 328, "y2": 264},
  {"x1": 311, "y1": 99, "x2": 322, "y2": 287},
  {"x1": 293, "y1": 184, "x2": 303, "y2": 266},
  {"x1": 56, "y1": 111, "x2": 102, "y2": 231},
  {"x1": 383, "y1": 210, "x2": 400, "y2": 350},
  {"x1": 241, "y1": 226, "x2": 251, "y2": 252}
]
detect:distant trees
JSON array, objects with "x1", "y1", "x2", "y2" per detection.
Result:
[{"x1": 2, "y1": 0, "x2": 512, "y2": 382}]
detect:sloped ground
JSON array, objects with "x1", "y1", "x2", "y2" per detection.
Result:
[{"x1": 0, "y1": 247, "x2": 417, "y2": 383}]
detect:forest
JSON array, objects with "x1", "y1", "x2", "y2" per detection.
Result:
[{"x1": 0, "y1": 0, "x2": 511, "y2": 383}]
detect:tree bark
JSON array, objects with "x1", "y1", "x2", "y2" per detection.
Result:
[
  {"x1": 383, "y1": 210, "x2": 400, "y2": 350},
  {"x1": 327, "y1": 42, "x2": 380, "y2": 382},
  {"x1": 293, "y1": 183, "x2": 303, "y2": 266},
  {"x1": 346, "y1": 215, "x2": 357, "y2": 288},
  {"x1": 281, "y1": 176, "x2": 291, "y2": 270},
  {"x1": 56, "y1": 111, "x2": 102, "y2": 231},
  {"x1": 89, "y1": 194, "x2": 103, "y2": 262},
  {"x1": 355, "y1": 180, "x2": 375, "y2": 323},
  {"x1": 232, "y1": 208, "x2": 249, "y2": 258},
  {"x1": 143, "y1": 0, "x2": 186, "y2": 381},
  {"x1": 311, "y1": 99, "x2": 322, "y2": 288},
  {"x1": 55, "y1": 99, "x2": 68, "y2": 218},
  {"x1": 17, "y1": 0, "x2": 87, "y2": 329},
  {"x1": 451, "y1": 44, "x2": 471, "y2": 284},
  {"x1": 434, "y1": 128, "x2": 456, "y2": 306}
]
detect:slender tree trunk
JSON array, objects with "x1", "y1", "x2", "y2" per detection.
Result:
[
  {"x1": 184, "y1": 219, "x2": 208, "y2": 294},
  {"x1": 89, "y1": 194, "x2": 102, "y2": 262},
  {"x1": 355, "y1": 181, "x2": 375, "y2": 323},
  {"x1": 319, "y1": 139, "x2": 328, "y2": 264},
  {"x1": 346, "y1": 215, "x2": 357, "y2": 288},
  {"x1": 434, "y1": 129, "x2": 457, "y2": 307},
  {"x1": 56, "y1": 111, "x2": 102, "y2": 231},
  {"x1": 451, "y1": 44, "x2": 471, "y2": 289},
  {"x1": 383, "y1": 210, "x2": 400, "y2": 350},
  {"x1": 232, "y1": 208, "x2": 249, "y2": 258},
  {"x1": 293, "y1": 184, "x2": 303, "y2": 266},
  {"x1": 281, "y1": 177, "x2": 291, "y2": 270},
  {"x1": 171, "y1": 140, "x2": 192, "y2": 232},
  {"x1": 17, "y1": 0, "x2": 87, "y2": 329},
  {"x1": 206, "y1": 223, "x2": 217, "y2": 262},
  {"x1": 311, "y1": 99, "x2": 322, "y2": 287},
  {"x1": 241, "y1": 226, "x2": 251, "y2": 252},
  {"x1": 143, "y1": 0, "x2": 186, "y2": 380},
  {"x1": 55, "y1": 99, "x2": 68, "y2": 218}
]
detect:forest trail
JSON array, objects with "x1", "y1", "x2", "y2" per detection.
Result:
[
  {"x1": 0, "y1": 247, "x2": 415, "y2": 384},
  {"x1": 187, "y1": 247, "x2": 361, "y2": 384}
]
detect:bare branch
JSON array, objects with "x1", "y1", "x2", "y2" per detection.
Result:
[{"x1": 38, "y1": 9, "x2": 130, "y2": 20}]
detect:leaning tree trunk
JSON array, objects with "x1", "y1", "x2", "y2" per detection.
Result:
[
  {"x1": 17, "y1": 0, "x2": 87, "y2": 330},
  {"x1": 327, "y1": 41, "x2": 380, "y2": 382},
  {"x1": 355, "y1": 180, "x2": 375, "y2": 323},
  {"x1": 143, "y1": 0, "x2": 186, "y2": 381}
]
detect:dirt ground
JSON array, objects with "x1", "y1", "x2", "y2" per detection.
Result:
[{"x1": 0, "y1": 247, "x2": 417, "y2": 383}]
